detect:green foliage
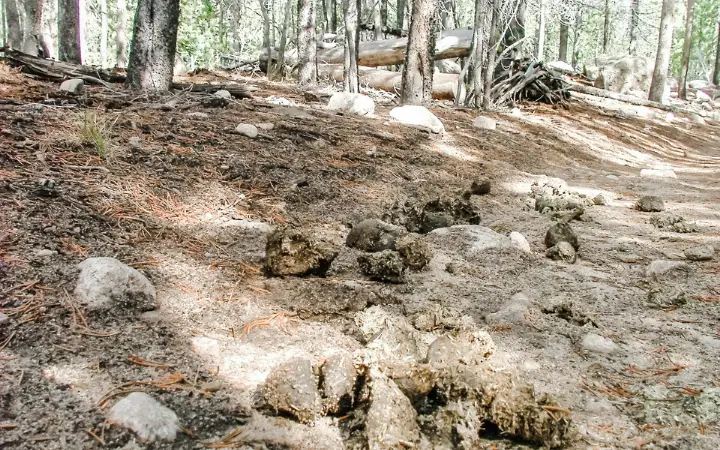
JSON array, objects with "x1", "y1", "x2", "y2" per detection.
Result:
[
  {"x1": 79, "y1": 112, "x2": 115, "y2": 160},
  {"x1": 670, "y1": 0, "x2": 719, "y2": 79}
]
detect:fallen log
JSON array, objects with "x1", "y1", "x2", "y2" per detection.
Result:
[
  {"x1": 319, "y1": 64, "x2": 462, "y2": 100},
  {"x1": 568, "y1": 83, "x2": 698, "y2": 116},
  {"x1": 317, "y1": 29, "x2": 472, "y2": 67}
]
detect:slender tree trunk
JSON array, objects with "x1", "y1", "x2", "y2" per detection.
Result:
[
  {"x1": 79, "y1": 0, "x2": 87, "y2": 62},
  {"x1": 330, "y1": 0, "x2": 337, "y2": 32},
  {"x1": 126, "y1": 0, "x2": 181, "y2": 90},
  {"x1": 628, "y1": 0, "x2": 639, "y2": 55},
  {"x1": 470, "y1": 0, "x2": 490, "y2": 107},
  {"x1": 648, "y1": 0, "x2": 675, "y2": 102},
  {"x1": 536, "y1": 0, "x2": 545, "y2": 60},
  {"x1": 559, "y1": 21, "x2": 568, "y2": 62},
  {"x1": 19, "y1": 0, "x2": 35, "y2": 53},
  {"x1": 401, "y1": 0, "x2": 437, "y2": 105},
  {"x1": 678, "y1": 0, "x2": 694, "y2": 100},
  {"x1": 100, "y1": 0, "x2": 108, "y2": 67},
  {"x1": 502, "y1": 0, "x2": 525, "y2": 53},
  {"x1": 33, "y1": 0, "x2": 50, "y2": 57},
  {"x1": 5, "y1": 0, "x2": 23, "y2": 51},
  {"x1": 0, "y1": 0, "x2": 6, "y2": 48},
  {"x1": 58, "y1": 0, "x2": 82, "y2": 63},
  {"x1": 396, "y1": 0, "x2": 404, "y2": 29},
  {"x1": 440, "y1": 0, "x2": 452, "y2": 30},
  {"x1": 714, "y1": 20, "x2": 720, "y2": 85},
  {"x1": 297, "y1": 0, "x2": 317, "y2": 87},
  {"x1": 482, "y1": 0, "x2": 499, "y2": 109},
  {"x1": 571, "y1": 6, "x2": 582, "y2": 66},
  {"x1": 380, "y1": 0, "x2": 387, "y2": 36},
  {"x1": 260, "y1": 0, "x2": 272, "y2": 73},
  {"x1": 344, "y1": 0, "x2": 360, "y2": 91},
  {"x1": 602, "y1": 0, "x2": 610, "y2": 54},
  {"x1": 278, "y1": 0, "x2": 292, "y2": 73},
  {"x1": 116, "y1": 0, "x2": 127, "y2": 67}
]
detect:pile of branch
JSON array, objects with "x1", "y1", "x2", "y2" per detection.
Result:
[{"x1": 491, "y1": 59, "x2": 570, "y2": 105}]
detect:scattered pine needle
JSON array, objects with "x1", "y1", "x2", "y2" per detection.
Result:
[
  {"x1": 200, "y1": 427, "x2": 248, "y2": 448},
  {"x1": 128, "y1": 354, "x2": 170, "y2": 369},
  {"x1": 237, "y1": 312, "x2": 299, "y2": 339}
]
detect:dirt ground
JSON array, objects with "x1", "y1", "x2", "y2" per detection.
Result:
[{"x1": 1, "y1": 64, "x2": 720, "y2": 449}]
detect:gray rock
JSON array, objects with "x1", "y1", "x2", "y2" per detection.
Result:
[
  {"x1": 265, "y1": 226, "x2": 338, "y2": 277},
  {"x1": 345, "y1": 219, "x2": 405, "y2": 252},
  {"x1": 581, "y1": 333, "x2": 619, "y2": 354},
  {"x1": 696, "y1": 90, "x2": 711, "y2": 102},
  {"x1": 684, "y1": 245, "x2": 714, "y2": 261},
  {"x1": 320, "y1": 353, "x2": 356, "y2": 414},
  {"x1": 129, "y1": 136, "x2": 142, "y2": 149},
  {"x1": 650, "y1": 215, "x2": 698, "y2": 233},
  {"x1": 366, "y1": 371, "x2": 421, "y2": 449},
  {"x1": 470, "y1": 179, "x2": 491, "y2": 195},
  {"x1": 646, "y1": 260, "x2": 689, "y2": 280},
  {"x1": 485, "y1": 304, "x2": 528, "y2": 325},
  {"x1": 257, "y1": 122, "x2": 275, "y2": 131},
  {"x1": 236, "y1": 123, "x2": 258, "y2": 138},
  {"x1": 35, "y1": 249, "x2": 58, "y2": 257},
  {"x1": 693, "y1": 115, "x2": 706, "y2": 125},
  {"x1": 472, "y1": 116, "x2": 497, "y2": 131},
  {"x1": 186, "y1": 112, "x2": 209, "y2": 119},
  {"x1": 108, "y1": 393, "x2": 179, "y2": 442},
  {"x1": 593, "y1": 193, "x2": 608, "y2": 205},
  {"x1": 636, "y1": 195, "x2": 665, "y2": 212},
  {"x1": 688, "y1": 80, "x2": 710, "y2": 90},
  {"x1": 640, "y1": 169, "x2": 677, "y2": 179},
  {"x1": 426, "y1": 331, "x2": 495, "y2": 366},
  {"x1": 213, "y1": 89, "x2": 232, "y2": 99},
  {"x1": 75, "y1": 257, "x2": 157, "y2": 311},
  {"x1": 396, "y1": 234, "x2": 432, "y2": 270},
  {"x1": 327, "y1": 92, "x2": 375, "y2": 116},
  {"x1": 545, "y1": 222, "x2": 579, "y2": 250},
  {"x1": 261, "y1": 358, "x2": 321, "y2": 423},
  {"x1": 509, "y1": 232, "x2": 531, "y2": 253},
  {"x1": 60, "y1": 78, "x2": 85, "y2": 95},
  {"x1": 358, "y1": 250, "x2": 406, "y2": 283},
  {"x1": 0, "y1": 312, "x2": 8, "y2": 326},
  {"x1": 389, "y1": 105, "x2": 444, "y2": 134},
  {"x1": 546, "y1": 241, "x2": 577, "y2": 263}
]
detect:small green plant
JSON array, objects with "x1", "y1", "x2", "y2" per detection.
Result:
[{"x1": 79, "y1": 112, "x2": 116, "y2": 159}]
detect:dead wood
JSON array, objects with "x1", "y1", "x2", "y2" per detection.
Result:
[{"x1": 568, "y1": 83, "x2": 698, "y2": 115}]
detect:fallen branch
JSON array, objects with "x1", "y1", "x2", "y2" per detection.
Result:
[{"x1": 568, "y1": 84, "x2": 697, "y2": 116}]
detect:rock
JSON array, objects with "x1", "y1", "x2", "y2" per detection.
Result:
[
  {"x1": 265, "y1": 226, "x2": 338, "y2": 277},
  {"x1": 531, "y1": 182, "x2": 593, "y2": 213},
  {"x1": 546, "y1": 61, "x2": 576, "y2": 73},
  {"x1": 665, "y1": 112, "x2": 675, "y2": 123},
  {"x1": 546, "y1": 242, "x2": 577, "y2": 263},
  {"x1": 650, "y1": 215, "x2": 698, "y2": 233},
  {"x1": 384, "y1": 197, "x2": 480, "y2": 234},
  {"x1": 696, "y1": 90, "x2": 711, "y2": 102},
  {"x1": 684, "y1": 245, "x2": 714, "y2": 261},
  {"x1": 357, "y1": 306, "x2": 424, "y2": 361},
  {"x1": 485, "y1": 301, "x2": 529, "y2": 325},
  {"x1": 261, "y1": 358, "x2": 321, "y2": 423},
  {"x1": 585, "y1": 56, "x2": 653, "y2": 94},
  {"x1": 509, "y1": 231, "x2": 531, "y2": 253},
  {"x1": 75, "y1": 257, "x2": 157, "y2": 311},
  {"x1": 545, "y1": 222, "x2": 579, "y2": 250},
  {"x1": 636, "y1": 195, "x2": 665, "y2": 212},
  {"x1": 646, "y1": 260, "x2": 689, "y2": 280},
  {"x1": 606, "y1": 174, "x2": 619, "y2": 180},
  {"x1": 640, "y1": 169, "x2": 677, "y2": 179},
  {"x1": 60, "y1": 78, "x2": 85, "y2": 95},
  {"x1": 472, "y1": 116, "x2": 496, "y2": 131},
  {"x1": 428, "y1": 225, "x2": 515, "y2": 258},
  {"x1": 257, "y1": 122, "x2": 275, "y2": 131},
  {"x1": 593, "y1": 193, "x2": 608, "y2": 205},
  {"x1": 108, "y1": 393, "x2": 179, "y2": 442},
  {"x1": 426, "y1": 331, "x2": 495, "y2": 365},
  {"x1": 129, "y1": 136, "x2": 142, "y2": 149},
  {"x1": 345, "y1": 219, "x2": 405, "y2": 252},
  {"x1": 357, "y1": 250, "x2": 406, "y2": 283},
  {"x1": 200, "y1": 380, "x2": 224, "y2": 393},
  {"x1": 327, "y1": 92, "x2": 375, "y2": 116},
  {"x1": 186, "y1": 112, "x2": 209, "y2": 119},
  {"x1": 0, "y1": 312, "x2": 8, "y2": 326},
  {"x1": 581, "y1": 333, "x2": 619, "y2": 354},
  {"x1": 365, "y1": 371, "x2": 421, "y2": 449},
  {"x1": 35, "y1": 249, "x2": 58, "y2": 257},
  {"x1": 693, "y1": 114, "x2": 706, "y2": 126},
  {"x1": 395, "y1": 234, "x2": 432, "y2": 270},
  {"x1": 320, "y1": 353, "x2": 356, "y2": 414},
  {"x1": 236, "y1": 123, "x2": 258, "y2": 138},
  {"x1": 389, "y1": 105, "x2": 445, "y2": 134},
  {"x1": 688, "y1": 80, "x2": 710, "y2": 90},
  {"x1": 213, "y1": 89, "x2": 232, "y2": 99},
  {"x1": 470, "y1": 179, "x2": 491, "y2": 195}
]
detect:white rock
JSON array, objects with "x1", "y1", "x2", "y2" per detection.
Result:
[
  {"x1": 509, "y1": 107, "x2": 522, "y2": 117},
  {"x1": 696, "y1": 90, "x2": 711, "y2": 102},
  {"x1": 327, "y1": 92, "x2": 375, "y2": 116},
  {"x1": 581, "y1": 333, "x2": 619, "y2": 354},
  {"x1": 108, "y1": 393, "x2": 179, "y2": 442},
  {"x1": 0, "y1": 312, "x2": 8, "y2": 326},
  {"x1": 508, "y1": 232, "x2": 531, "y2": 253},
  {"x1": 35, "y1": 249, "x2": 58, "y2": 257},
  {"x1": 693, "y1": 114, "x2": 706, "y2": 126},
  {"x1": 187, "y1": 112, "x2": 209, "y2": 119},
  {"x1": 129, "y1": 136, "x2": 142, "y2": 149},
  {"x1": 688, "y1": 80, "x2": 710, "y2": 90},
  {"x1": 684, "y1": 245, "x2": 714, "y2": 261},
  {"x1": 389, "y1": 105, "x2": 445, "y2": 134},
  {"x1": 472, "y1": 116, "x2": 497, "y2": 130},
  {"x1": 236, "y1": 123, "x2": 258, "y2": 138},
  {"x1": 640, "y1": 168, "x2": 677, "y2": 179},
  {"x1": 606, "y1": 174, "x2": 619, "y2": 180},
  {"x1": 257, "y1": 122, "x2": 275, "y2": 131},
  {"x1": 75, "y1": 257, "x2": 157, "y2": 311},
  {"x1": 665, "y1": 112, "x2": 675, "y2": 123},
  {"x1": 60, "y1": 79, "x2": 84, "y2": 95},
  {"x1": 646, "y1": 260, "x2": 688, "y2": 279},
  {"x1": 213, "y1": 89, "x2": 232, "y2": 99}
]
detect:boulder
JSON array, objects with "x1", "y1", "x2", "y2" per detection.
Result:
[
  {"x1": 327, "y1": 92, "x2": 375, "y2": 116},
  {"x1": 684, "y1": 245, "x2": 714, "y2": 261},
  {"x1": 545, "y1": 222, "x2": 579, "y2": 250},
  {"x1": 108, "y1": 393, "x2": 179, "y2": 442},
  {"x1": 345, "y1": 219, "x2": 405, "y2": 252},
  {"x1": 509, "y1": 231, "x2": 531, "y2": 254},
  {"x1": 60, "y1": 78, "x2": 85, "y2": 95},
  {"x1": 472, "y1": 116, "x2": 497, "y2": 131},
  {"x1": 646, "y1": 260, "x2": 689, "y2": 280},
  {"x1": 636, "y1": 195, "x2": 665, "y2": 212},
  {"x1": 265, "y1": 226, "x2": 338, "y2": 277},
  {"x1": 357, "y1": 250, "x2": 406, "y2": 283},
  {"x1": 261, "y1": 358, "x2": 321, "y2": 423},
  {"x1": 320, "y1": 353, "x2": 357, "y2": 414},
  {"x1": 236, "y1": 123, "x2": 258, "y2": 138},
  {"x1": 389, "y1": 105, "x2": 445, "y2": 134},
  {"x1": 75, "y1": 257, "x2": 157, "y2": 311},
  {"x1": 585, "y1": 56, "x2": 654, "y2": 94}
]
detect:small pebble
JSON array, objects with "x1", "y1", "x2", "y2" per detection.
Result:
[
  {"x1": 235, "y1": 123, "x2": 258, "y2": 138},
  {"x1": 581, "y1": 333, "x2": 619, "y2": 354}
]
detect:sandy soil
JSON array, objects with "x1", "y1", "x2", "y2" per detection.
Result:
[{"x1": 1, "y1": 64, "x2": 720, "y2": 449}]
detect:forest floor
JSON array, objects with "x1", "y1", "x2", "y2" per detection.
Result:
[{"x1": 1, "y1": 63, "x2": 720, "y2": 450}]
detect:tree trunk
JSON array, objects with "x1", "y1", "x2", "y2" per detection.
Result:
[
  {"x1": 602, "y1": 0, "x2": 610, "y2": 54},
  {"x1": 373, "y1": 0, "x2": 382, "y2": 40},
  {"x1": 571, "y1": 7, "x2": 582, "y2": 66},
  {"x1": 380, "y1": 0, "x2": 387, "y2": 35},
  {"x1": 536, "y1": 0, "x2": 545, "y2": 60},
  {"x1": 126, "y1": 0, "x2": 181, "y2": 90},
  {"x1": 116, "y1": 0, "x2": 128, "y2": 67},
  {"x1": 678, "y1": 0, "x2": 694, "y2": 100},
  {"x1": 714, "y1": 20, "x2": 720, "y2": 85},
  {"x1": 401, "y1": 0, "x2": 437, "y2": 105},
  {"x1": 396, "y1": 0, "x2": 405, "y2": 29},
  {"x1": 482, "y1": 0, "x2": 499, "y2": 109},
  {"x1": 278, "y1": 0, "x2": 293, "y2": 71},
  {"x1": 628, "y1": 0, "x2": 639, "y2": 55},
  {"x1": 260, "y1": 0, "x2": 272, "y2": 74},
  {"x1": 19, "y1": 0, "x2": 35, "y2": 54},
  {"x1": 558, "y1": 21, "x2": 568, "y2": 62},
  {"x1": 297, "y1": 0, "x2": 317, "y2": 87},
  {"x1": 58, "y1": 0, "x2": 82, "y2": 63},
  {"x1": 100, "y1": 0, "x2": 108, "y2": 67},
  {"x1": 331, "y1": 0, "x2": 337, "y2": 32},
  {"x1": 470, "y1": 0, "x2": 490, "y2": 107},
  {"x1": 648, "y1": 0, "x2": 675, "y2": 103},
  {"x1": 502, "y1": 0, "x2": 525, "y2": 54},
  {"x1": 33, "y1": 0, "x2": 51, "y2": 57},
  {"x1": 4, "y1": 0, "x2": 22, "y2": 51},
  {"x1": 440, "y1": 0, "x2": 453, "y2": 30},
  {"x1": 344, "y1": 0, "x2": 360, "y2": 91}
]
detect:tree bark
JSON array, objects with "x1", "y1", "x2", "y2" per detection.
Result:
[
  {"x1": 628, "y1": 0, "x2": 639, "y2": 55},
  {"x1": 344, "y1": 0, "x2": 360, "y2": 91},
  {"x1": 470, "y1": 0, "x2": 490, "y2": 107},
  {"x1": 502, "y1": 0, "x2": 525, "y2": 54},
  {"x1": 482, "y1": 0, "x2": 499, "y2": 109},
  {"x1": 602, "y1": 0, "x2": 610, "y2": 54},
  {"x1": 571, "y1": 6, "x2": 582, "y2": 66},
  {"x1": 648, "y1": 0, "x2": 675, "y2": 103},
  {"x1": 536, "y1": 0, "x2": 545, "y2": 60},
  {"x1": 116, "y1": 0, "x2": 127, "y2": 67},
  {"x1": 278, "y1": 0, "x2": 293, "y2": 71},
  {"x1": 331, "y1": 0, "x2": 337, "y2": 32},
  {"x1": 714, "y1": 20, "x2": 720, "y2": 85},
  {"x1": 297, "y1": 0, "x2": 317, "y2": 87},
  {"x1": 4, "y1": 0, "x2": 22, "y2": 51},
  {"x1": 33, "y1": 0, "x2": 51, "y2": 57},
  {"x1": 558, "y1": 21, "x2": 568, "y2": 62},
  {"x1": 126, "y1": 0, "x2": 181, "y2": 90},
  {"x1": 401, "y1": 0, "x2": 437, "y2": 105},
  {"x1": 396, "y1": 0, "x2": 405, "y2": 29},
  {"x1": 19, "y1": 0, "x2": 35, "y2": 54},
  {"x1": 58, "y1": 0, "x2": 82, "y2": 63},
  {"x1": 678, "y1": 0, "x2": 694, "y2": 100},
  {"x1": 440, "y1": 0, "x2": 453, "y2": 30},
  {"x1": 373, "y1": 0, "x2": 383, "y2": 40},
  {"x1": 100, "y1": 0, "x2": 108, "y2": 66},
  {"x1": 259, "y1": 0, "x2": 272, "y2": 73}
]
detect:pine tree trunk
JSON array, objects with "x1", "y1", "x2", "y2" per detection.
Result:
[
  {"x1": 33, "y1": 0, "x2": 50, "y2": 57},
  {"x1": 344, "y1": 0, "x2": 360, "y2": 91},
  {"x1": 470, "y1": 0, "x2": 490, "y2": 107},
  {"x1": 482, "y1": 0, "x2": 499, "y2": 109},
  {"x1": 502, "y1": 0, "x2": 525, "y2": 53},
  {"x1": 260, "y1": 0, "x2": 272, "y2": 73},
  {"x1": 126, "y1": 0, "x2": 181, "y2": 90},
  {"x1": 558, "y1": 22, "x2": 568, "y2": 62},
  {"x1": 297, "y1": 0, "x2": 317, "y2": 87},
  {"x1": 373, "y1": 0, "x2": 382, "y2": 40},
  {"x1": 58, "y1": 0, "x2": 82, "y2": 63},
  {"x1": 536, "y1": 0, "x2": 545, "y2": 60},
  {"x1": 116, "y1": 0, "x2": 127, "y2": 67},
  {"x1": 18, "y1": 0, "x2": 34, "y2": 53},
  {"x1": 380, "y1": 0, "x2": 387, "y2": 34},
  {"x1": 628, "y1": 0, "x2": 639, "y2": 55},
  {"x1": 100, "y1": 0, "x2": 108, "y2": 67},
  {"x1": 331, "y1": 0, "x2": 337, "y2": 32},
  {"x1": 571, "y1": 7, "x2": 582, "y2": 66},
  {"x1": 714, "y1": 20, "x2": 720, "y2": 85},
  {"x1": 401, "y1": 0, "x2": 437, "y2": 105},
  {"x1": 648, "y1": 0, "x2": 675, "y2": 103},
  {"x1": 278, "y1": 0, "x2": 292, "y2": 71},
  {"x1": 440, "y1": 0, "x2": 453, "y2": 30},
  {"x1": 4, "y1": 0, "x2": 22, "y2": 51},
  {"x1": 678, "y1": 0, "x2": 694, "y2": 100},
  {"x1": 602, "y1": 0, "x2": 610, "y2": 53},
  {"x1": 396, "y1": 0, "x2": 405, "y2": 29}
]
